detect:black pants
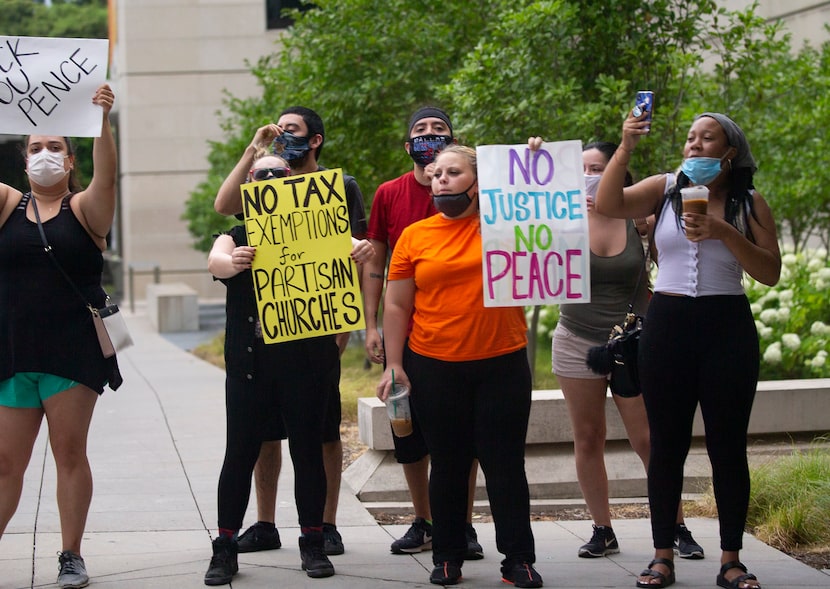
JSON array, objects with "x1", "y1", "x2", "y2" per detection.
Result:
[
  {"x1": 217, "y1": 336, "x2": 337, "y2": 530},
  {"x1": 406, "y1": 346, "x2": 536, "y2": 566},
  {"x1": 640, "y1": 294, "x2": 759, "y2": 551}
]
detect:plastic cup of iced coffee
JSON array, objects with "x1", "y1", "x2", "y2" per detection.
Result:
[
  {"x1": 386, "y1": 383, "x2": 413, "y2": 438},
  {"x1": 681, "y1": 185, "x2": 709, "y2": 214}
]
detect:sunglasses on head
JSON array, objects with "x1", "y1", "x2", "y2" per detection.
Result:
[{"x1": 250, "y1": 166, "x2": 291, "y2": 181}]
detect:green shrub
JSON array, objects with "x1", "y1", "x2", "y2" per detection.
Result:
[{"x1": 747, "y1": 247, "x2": 830, "y2": 380}]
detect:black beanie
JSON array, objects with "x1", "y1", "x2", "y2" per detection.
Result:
[{"x1": 408, "y1": 107, "x2": 453, "y2": 138}]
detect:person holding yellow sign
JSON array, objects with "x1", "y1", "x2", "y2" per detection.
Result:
[{"x1": 207, "y1": 108, "x2": 371, "y2": 584}]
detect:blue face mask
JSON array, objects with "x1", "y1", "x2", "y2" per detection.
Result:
[
  {"x1": 680, "y1": 155, "x2": 726, "y2": 186},
  {"x1": 271, "y1": 132, "x2": 312, "y2": 162}
]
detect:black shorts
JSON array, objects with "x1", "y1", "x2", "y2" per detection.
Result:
[
  {"x1": 391, "y1": 405, "x2": 429, "y2": 464},
  {"x1": 386, "y1": 337, "x2": 428, "y2": 463},
  {"x1": 323, "y1": 359, "x2": 342, "y2": 443}
]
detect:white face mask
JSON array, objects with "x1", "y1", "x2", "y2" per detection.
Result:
[
  {"x1": 584, "y1": 174, "x2": 602, "y2": 198},
  {"x1": 27, "y1": 150, "x2": 68, "y2": 187}
]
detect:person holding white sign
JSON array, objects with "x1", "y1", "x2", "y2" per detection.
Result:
[
  {"x1": 535, "y1": 139, "x2": 702, "y2": 561},
  {"x1": 596, "y1": 111, "x2": 780, "y2": 589},
  {"x1": 0, "y1": 83, "x2": 117, "y2": 589},
  {"x1": 377, "y1": 145, "x2": 541, "y2": 588}
]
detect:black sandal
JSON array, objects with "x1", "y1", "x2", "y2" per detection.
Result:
[
  {"x1": 716, "y1": 561, "x2": 761, "y2": 589},
  {"x1": 635, "y1": 557, "x2": 675, "y2": 588}
]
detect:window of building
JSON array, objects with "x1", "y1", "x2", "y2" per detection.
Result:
[{"x1": 266, "y1": 0, "x2": 313, "y2": 29}]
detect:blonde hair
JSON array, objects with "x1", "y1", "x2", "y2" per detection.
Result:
[{"x1": 435, "y1": 144, "x2": 477, "y2": 173}]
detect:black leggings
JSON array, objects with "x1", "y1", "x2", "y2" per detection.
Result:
[
  {"x1": 406, "y1": 346, "x2": 535, "y2": 566},
  {"x1": 640, "y1": 294, "x2": 759, "y2": 551},
  {"x1": 217, "y1": 337, "x2": 337, "y2": 530}
]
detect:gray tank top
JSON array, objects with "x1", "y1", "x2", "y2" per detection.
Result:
[{"x1": 558, "y1": 220, "x2": 650, "y2": 342}]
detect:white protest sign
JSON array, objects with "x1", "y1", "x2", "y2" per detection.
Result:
[
  {"x1": 477, "y1": 141, "x2": 590, "y2": 307},
  {"x1": 0, "y1": 36, "x2": 109, "y2": 137}
]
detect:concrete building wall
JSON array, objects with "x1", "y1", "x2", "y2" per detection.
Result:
[
  {"x1": 721, "y1": 1, "x2": 830, "y2": 48},
  {"x1": 110, "y1": 1, "x2": 830, "y2": 301},
  {"x1": 110, "y1": 0, "x2": 282, "y2": 302}
]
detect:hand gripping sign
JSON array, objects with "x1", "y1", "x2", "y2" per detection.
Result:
[
  {"x1": 477, "y1": 140, "x2": 590, "y2": 307},
  {"x1": 0, "y1": 36, "x2": 109, "y2": 137},
  {"x1": 241, "y1": 168, "x2": 366, "y2": 344}
]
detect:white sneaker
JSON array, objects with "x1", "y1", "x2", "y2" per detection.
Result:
[{"x1": 57, "y1": 550, "x2": 89, "y2": 589}]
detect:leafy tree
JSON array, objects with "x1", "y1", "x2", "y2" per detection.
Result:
[
  {"x1": 681, "y1": 13, "x2": 830, "y2": 254},
  {"x1": 185, "y1": 0, "x2": 830, "y2": 258},
  {"x1": 185, "y1": 0, "x2": 499, "y2": 251}
]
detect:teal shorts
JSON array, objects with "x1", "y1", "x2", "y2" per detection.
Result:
[{"x1": 0, "y1": 372, "x2": 80, "y2": 408}]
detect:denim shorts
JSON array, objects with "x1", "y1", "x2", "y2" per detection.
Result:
[
  {"x1": 0, "y1": 372, "x2": 80, "y2": 408},
  {"x1": 551, "y1": 323, "x2": 610, "y2": 380}
]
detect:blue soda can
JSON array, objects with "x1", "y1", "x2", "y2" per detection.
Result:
[{"x1": 633, "y1": 90, "x2": 654, "y2": 129}]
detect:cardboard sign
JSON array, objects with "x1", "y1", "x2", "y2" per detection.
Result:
[
  {"x1": 0, "y1": 36, "x2": 109, "y2": 136},
  {"x1": 242, "y1": 168, "x2": 366, "y2": 343},
  {"x1": 477, "y1": 141, "x2": 590, "y2": 306}
]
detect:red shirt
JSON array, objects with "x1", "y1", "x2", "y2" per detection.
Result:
[{"x1": 367, "y1": 171, "x2": 436, "y2": 251}]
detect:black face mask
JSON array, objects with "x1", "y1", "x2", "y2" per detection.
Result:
[
  {"x1": 408, "y1": 134, "x2": 452, "y2": 167},
  {"x1": 432, "y1": 181, "x2": 476, "y2": 217},
  {"x1": 271, "y1": 131, "x2": 312, "y2": 162}
]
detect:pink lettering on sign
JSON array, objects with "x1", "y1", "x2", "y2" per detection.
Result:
[{"x1": 485, "y1": 249, "x2": 584, "y2": 301}]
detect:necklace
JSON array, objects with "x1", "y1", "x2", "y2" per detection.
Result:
[{"x1": 30, "y1": 192, "x2": 69, "y2": 217}]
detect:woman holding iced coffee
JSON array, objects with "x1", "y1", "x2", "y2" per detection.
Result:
[
  {"x1": 377, "y1": 145, "x2": 541, "y2": 588},
  {"x1": 595, "y1": 112, "x2": 780, "y2": 589}
]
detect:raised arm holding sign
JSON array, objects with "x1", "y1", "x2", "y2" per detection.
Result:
[{"x1": 0, "y1": 36, "x2": 109, "y2": 137}]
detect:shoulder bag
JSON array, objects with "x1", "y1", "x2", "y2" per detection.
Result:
[{"x1": 584, "y1": 232, "x2": 648, "y2": 398}]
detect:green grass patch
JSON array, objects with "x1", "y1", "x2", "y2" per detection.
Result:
[
  {"x1": 692, "y1": 437, "x2": 830, "y2": 553},
  {"x1": 747, "y1": 439, "x2": 830, "y2": 551}
]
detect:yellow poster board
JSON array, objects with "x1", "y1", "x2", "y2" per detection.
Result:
[{"x1": 241, "y1": 168, "x2": 365, "y2": 343}]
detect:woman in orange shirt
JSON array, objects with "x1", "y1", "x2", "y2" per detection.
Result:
[{"x1": 377, "y1": 145, "x2": 541, "y2": 588}]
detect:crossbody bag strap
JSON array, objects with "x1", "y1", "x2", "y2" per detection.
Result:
[
  {"x1": 29, "y1": 193, "x2": 94, "y2": 310},
  {"x1": 625, "y1": 226, "x2": 650, "y2": 315}
]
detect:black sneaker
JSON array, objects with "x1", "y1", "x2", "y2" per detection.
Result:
[
  {"x1": 237, "y1": 521, "x2": 281, "y2": 553},
  {"x1": 322, "y1": 523, "x2": 345, "y2": 555},
  {"x1": 501, "y1": 561, "x2": 543, "y2": 588},
  {"x1": 390, "y1": 517, "x2": 433, "y2": 554},
  {"x1": 430, "y1": 561, "x2": 463, "y2": 585},
  {"x1": 299, "y1": 533, "x2": 336, "y2": 578},
  {"x1": 578, "y1": 524, "x2": 619, "y2": 558},
  {"x1": 465, "y1": 523, "x2": 484, "y2": 560},
  {"x1": 57, "y1": 550, "x2": 89, "y2": 589},
  {"x1": 674, "y1": 523, "x2": 704, "y2": 559},
  {"x1": 204, "y1": 536, "x2": 239, "y2": 586}
]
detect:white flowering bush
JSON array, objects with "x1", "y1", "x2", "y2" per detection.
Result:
[
  {"x1": 748, "y1": 247, "x2": 830, "y2": 380},
  {"x1": 533, "y1": 247, "x2": 830, "y2": 380}
]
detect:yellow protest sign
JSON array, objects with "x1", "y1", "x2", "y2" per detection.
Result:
[{"x1": 241, "y1": 168, "x2": 365, "y2": 343}]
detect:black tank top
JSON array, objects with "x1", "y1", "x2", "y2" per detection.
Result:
[{"x1": 0, "y1": 193, "x2": 110, "y2": 392}]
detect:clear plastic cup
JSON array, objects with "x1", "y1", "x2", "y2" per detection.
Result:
[
  {"x1": 681, "y1": 185, "x2": 709, "y2": 214},
  {"x1": 386, "y1": 384, "x2": 413, "y2": 437}
]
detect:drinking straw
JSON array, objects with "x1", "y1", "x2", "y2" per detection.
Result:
[{"x1": 391, "y1": 370, "x2": 397, "y2": 416}]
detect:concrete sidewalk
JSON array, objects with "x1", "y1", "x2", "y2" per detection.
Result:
[{"x1": 2, "y1": 312, "x2": 828, "y2": 588}]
